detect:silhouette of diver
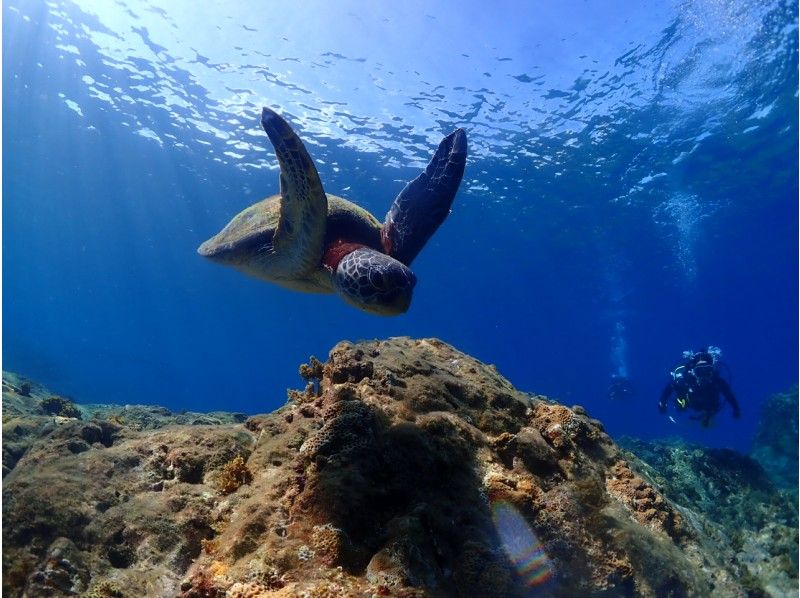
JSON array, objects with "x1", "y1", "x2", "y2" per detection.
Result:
[
  {"x1": 658, "y1": 346, "x2": 740, "y2": 427},
  {"x1": 608, "y1": 375, "x2": 636, "y2": 401}
]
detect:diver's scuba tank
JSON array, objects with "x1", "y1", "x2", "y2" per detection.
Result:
[{"x1": 707, "y1": 345, "x2": 733, "y2": 385}]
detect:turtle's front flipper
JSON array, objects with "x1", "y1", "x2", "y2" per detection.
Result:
[
  {"x1": 260, "y1": 107, "x2": 328, "y2": 277},
  {"x1": 382, "y1": 128, "x2": 467, "y2": 266}
]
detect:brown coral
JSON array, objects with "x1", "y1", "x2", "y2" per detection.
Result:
[
  {"x1": 180, "y1": 568, "x2": 225, "y2": 598},
  {"x1": 311, "y1": 524, "x2": 349, "y2": 567},
  {"x1": 606, "y1": 459, "x2": 684, "y2": 540},
  {"x1": 217, "y1": 455, "x2": 253, "y2": 495},
  {"x1": 2, "y1": 338, "x2": 773, "y2": 597},
  {"x1": 226, "y1": 581, "x2": 271, "y2": 598},
  {"x1": 39, "y1": 395, "x2": 82, "y2": 419}
]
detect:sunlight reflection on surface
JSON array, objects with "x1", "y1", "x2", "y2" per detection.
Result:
[{"x1": 491, "y1": 500, "x2": 556, "y2": 592}]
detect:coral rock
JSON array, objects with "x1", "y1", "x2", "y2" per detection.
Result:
[
  {"x1": 3, "y1": 340, "x2": 794, "y2": 597},
  {"x1": 752, "y1": 387, "x2": 798, "y2": 492}
]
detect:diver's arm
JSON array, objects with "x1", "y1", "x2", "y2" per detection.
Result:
[
  {"x1": 658, "y1": 382, "x2": 673, "y2": 414},
  {"x1": 718, "y1": 378, "x2": 741, "y2": 419}
]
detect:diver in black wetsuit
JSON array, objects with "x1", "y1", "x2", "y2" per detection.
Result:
[{"x1": 658, "y1": 347, "x2": 740, "y2": 427}]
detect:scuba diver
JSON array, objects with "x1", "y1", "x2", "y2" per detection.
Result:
[
  {"x1": 658, "y1": 346, "x2": 740, "y2": 427},
  {"x1": 608, "y1": 374, "x2": 636, "y2": 401}
]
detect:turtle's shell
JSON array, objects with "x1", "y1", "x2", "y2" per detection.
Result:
[{"x1": 199, "y1": 194, "x2": 382, "y2": 293}]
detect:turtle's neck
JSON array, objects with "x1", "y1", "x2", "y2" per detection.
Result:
[{"x1": 322, "y1": 239, "x2": 367, "y2": 270}]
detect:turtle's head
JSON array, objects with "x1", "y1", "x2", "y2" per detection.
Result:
[
  {"x1": 332, "y1": 247, "x2": 416, "y2": 316},
  {"x1": 197, "y1": 200, "x2": 287, "y2": 280}
]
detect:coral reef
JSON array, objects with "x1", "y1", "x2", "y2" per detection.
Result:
[
  {"x1": 751, "y1": 387, "x2": 798, "y2": 493},
  {"x1": 620, "y1": 437, "x2": 798, "y2": 597},
  {"x1": 217, "y1": 455, "x2": 254, "y2": 495},
  {"x1": 2, "y1": 340, "x2": 795, "y2": 597},
  {"x1": 39, "y1": 395, "x2": 83, "y2": 419}
]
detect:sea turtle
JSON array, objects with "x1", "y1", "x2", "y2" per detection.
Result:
[{"x1": 198, "y1": 107, "x2": 467, "y2": 315}]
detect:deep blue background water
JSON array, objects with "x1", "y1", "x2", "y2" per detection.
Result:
[{"x1": 3, "y1": 0, "x2": 797, "y2": 453}]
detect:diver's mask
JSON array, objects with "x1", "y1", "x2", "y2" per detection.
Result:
[{"x1": 693, "y1": 361, "x2": 714, "y2": 384}]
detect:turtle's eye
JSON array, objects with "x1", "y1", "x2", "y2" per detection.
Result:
[
  {"x1": 370, "y1": 271, "x2": 386, "y2": 288},
  {"x1": 380, "y1": 266, "x2": 415, "y2": 291}
]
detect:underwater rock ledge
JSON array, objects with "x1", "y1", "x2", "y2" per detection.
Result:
[{"x1": 1, "y1": 338, "x2": 794, "y2": 597}]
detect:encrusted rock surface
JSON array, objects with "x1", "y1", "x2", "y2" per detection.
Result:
[
  {"x1": 619, "y1": 437, "x2": 798, "y2": 598},
  {"x1": 2, "y1": 338, "x2": 792, "y2": 597},
  {"x1": 751, "y1": 387, "x2": 798, "y2": 493}
]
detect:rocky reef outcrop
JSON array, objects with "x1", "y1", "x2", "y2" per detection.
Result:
[
  {"x1": 751, "y1": 387, "x2": 798, "y2": 493},
  {"x1": 2, "y1": 338, "x2": 795, "y2": 597},
  {"x1": 619, "y1": 437, "x2": 798, "y2": 597}
]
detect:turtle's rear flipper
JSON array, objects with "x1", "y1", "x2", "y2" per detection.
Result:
[
  {"x1": 260, "y1": 107, "x2": 328, "y2": 277},
  {"x1": 382, "y1": 128, "x2": 467, "y2": 266}
]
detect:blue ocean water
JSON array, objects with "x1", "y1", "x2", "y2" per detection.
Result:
[{"x1": 3, "y1": 0, "x2": 797, "y2": 453}]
